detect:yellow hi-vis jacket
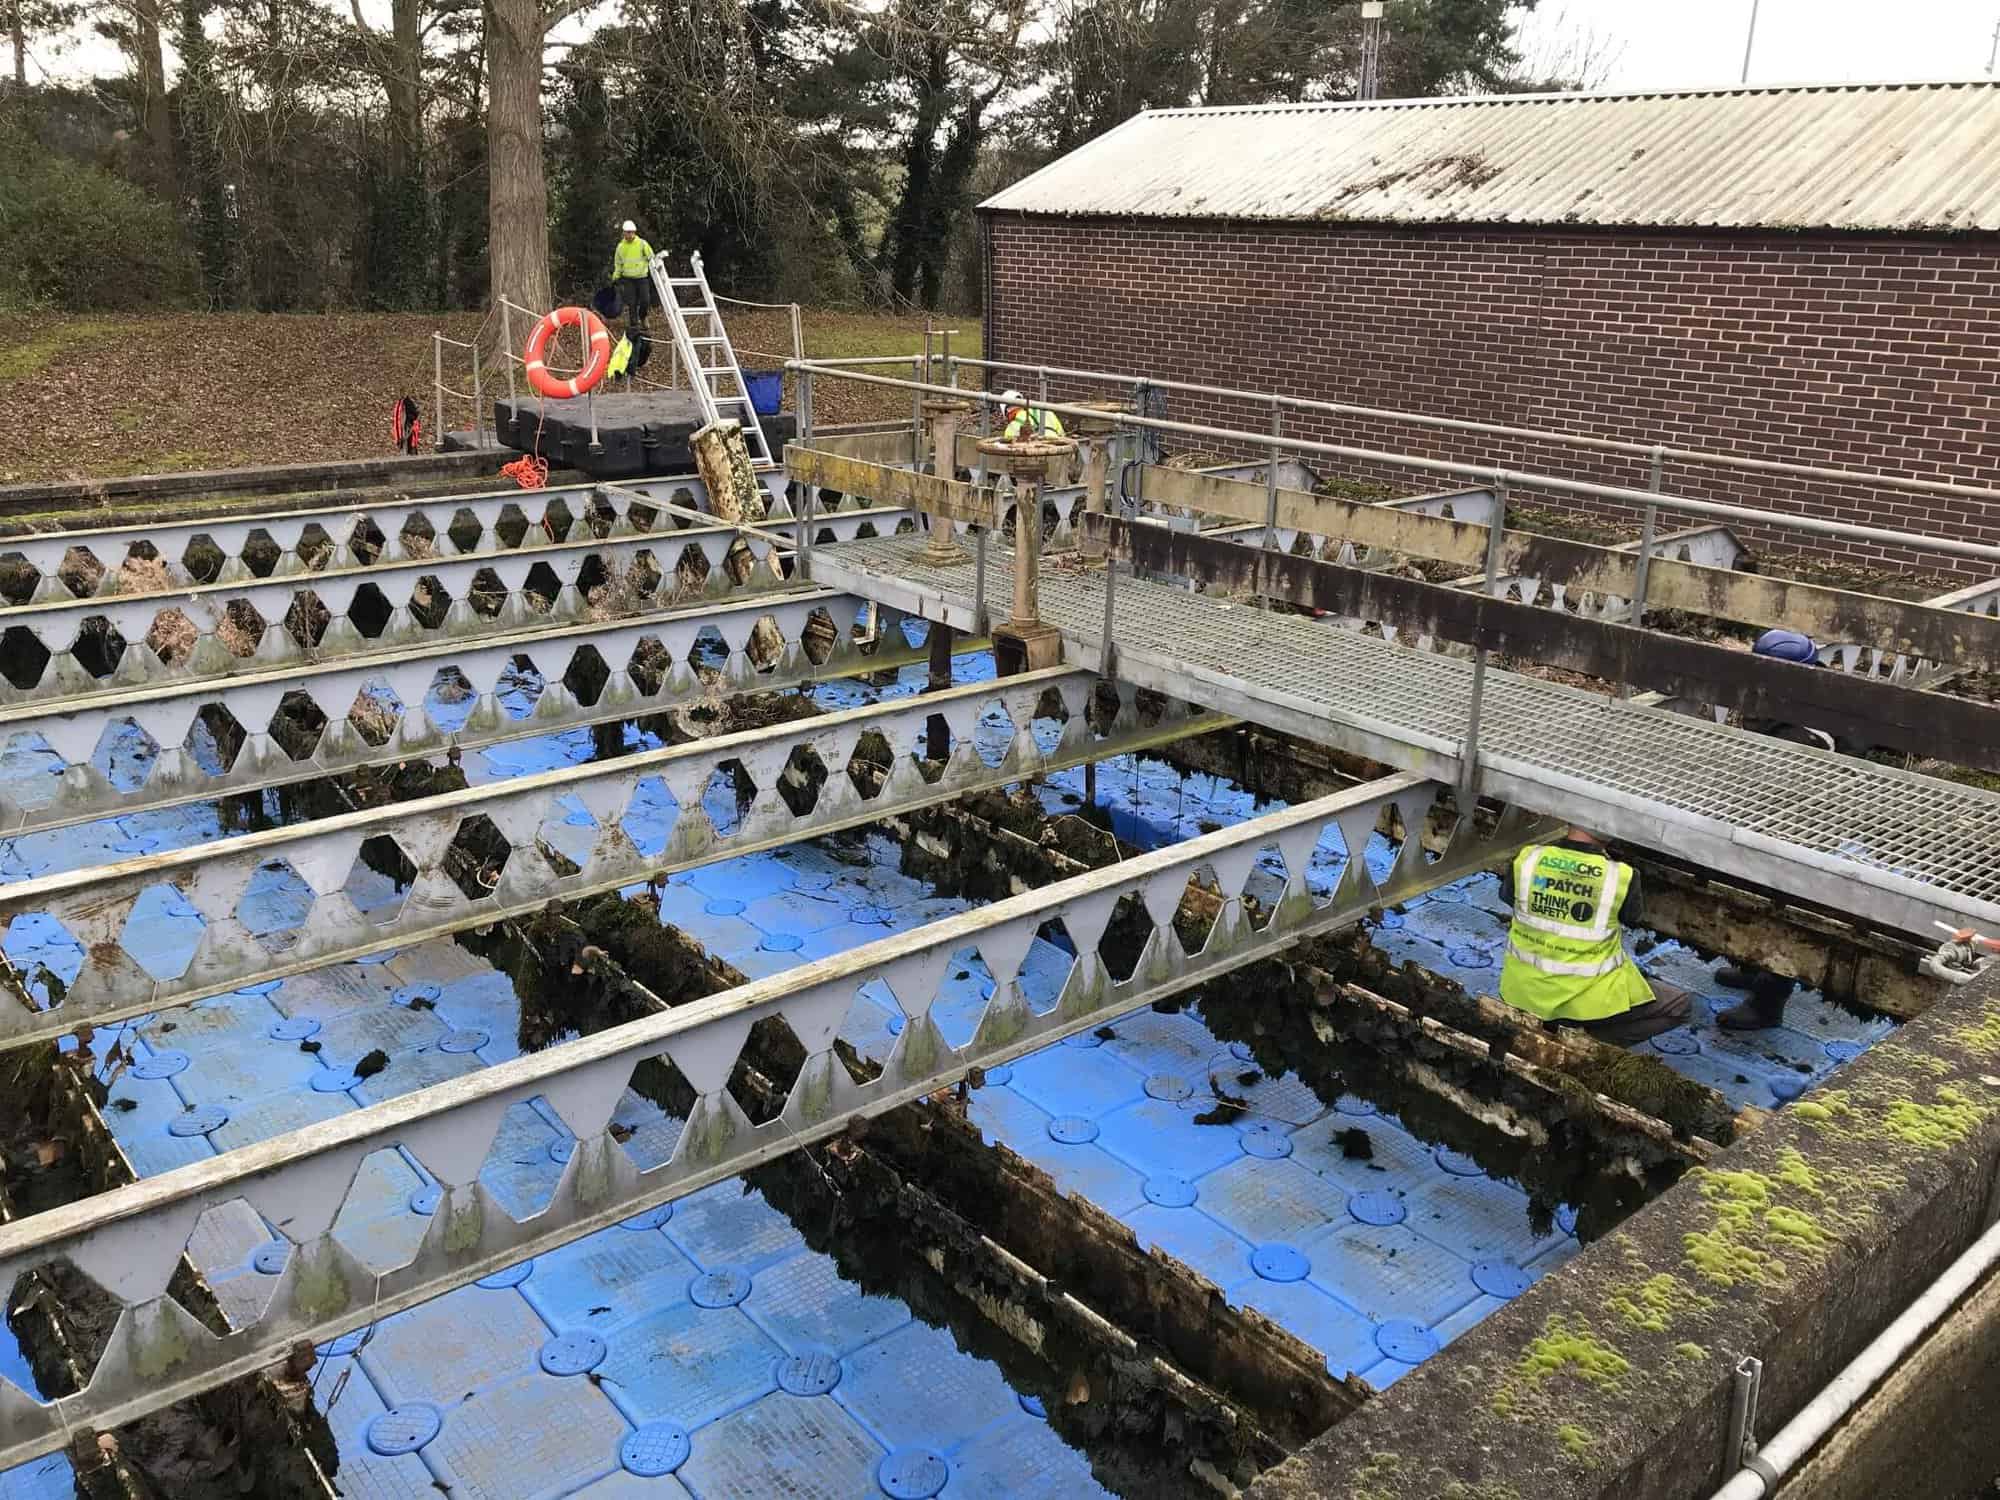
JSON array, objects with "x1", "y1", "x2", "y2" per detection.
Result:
[
  {"x1": 613, "y1": 236, "x2": 655, "y2": 280},
  {"x1": 1498, "y1": 843, "x2": 1655, "y2": 1023},
  {"x1": 1003, "y1": 405, "x2": 1065, "y2": 440}
]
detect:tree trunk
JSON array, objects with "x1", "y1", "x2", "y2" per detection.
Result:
[
  {"x1": 387, "y1": 0, "x2": 421, "y2": 177},
  {"x1": 132, "y1": 0, "x2": 176, "y2": 199},
  {"x1": 484, "y1": 0, "x2": 552, "y2": 315},
  {"x1": 10, "y1": 0, "x2": 25, "y2": 90}
]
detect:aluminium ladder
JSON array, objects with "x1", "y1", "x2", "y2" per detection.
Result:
[{"x1": 648, "y1": 250, "x2": 777, "y2": 467}]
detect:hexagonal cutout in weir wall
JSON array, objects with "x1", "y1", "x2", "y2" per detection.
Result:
[
  {"x1": 618, "y1": 776, "x2": 680, "y2": 860},
  {"x1": 347, "y1": 836, "x2": 417, "y2": 923},
  {"x1": 347, "y1": 682, "x2": 405, "y2": 749},
  {"x1": 91, "y1": 718, "x2": 160, "y2": 791},
  {"x1": 0, "y1": 626, "x2": 51, "y2": 690},
  {"x1": 218, "y1": 600, "x2": 268, "y2": 659},
  {"x1": 70, "y1": 616, "x2": 127, "y2": 679},
  {"x1": 237, "y1": 858, "x2": 315, "y2": 954},
  {"x1": 444, "y1": 814, "x2": 512, "y2": 900},
  {"x1": 269, "y1": 691, "x2": 329, "y2": 763},
  {"x1": 187, "y1": 704, "x2": 248, "y2": 776},
  {"x1": 446, "y1": 508, "x2": 484, "y2": 554},
  {"x1": 3, "y1": 911, "x2": 85, "y2": 1010},
  {"x1": 407, "y1": 575, "x2": 452, "y2": 631},
  {"x1": 144, "y1": 608, "x2": 198, "y2": 667}
]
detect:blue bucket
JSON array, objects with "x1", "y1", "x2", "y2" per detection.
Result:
[{"x1": 744, "y1": 368, "x2": 783, "y2": 416}]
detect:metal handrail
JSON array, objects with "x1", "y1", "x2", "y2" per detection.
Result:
[
  {"x1": 787, "y1": 359, "x2": 2000, "y2": 567},
  {"x1": 954, "y1": 354, "x2": 2000, "y2": 508}
]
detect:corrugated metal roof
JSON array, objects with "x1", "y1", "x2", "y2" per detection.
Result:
[{"x1": 978, "y1": 81, "x2": 2000, "y2": 233}]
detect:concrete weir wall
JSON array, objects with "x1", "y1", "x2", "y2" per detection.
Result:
[{"x1": 1250, "y1": 956, "x2": 2000, "y2": 1500}]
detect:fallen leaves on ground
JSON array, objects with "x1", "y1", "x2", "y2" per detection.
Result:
[{"x1": 0, "y1": 307, "x2": 984, "y2": 484}]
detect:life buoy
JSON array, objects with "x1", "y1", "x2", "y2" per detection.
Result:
[{"x1": 524, "y1": 306, "x2": 612, "y2": 399}]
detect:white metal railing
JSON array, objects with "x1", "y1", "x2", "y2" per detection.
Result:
[{"x1": 954, "y1": 354, "x2": 2000, "y2": 512}]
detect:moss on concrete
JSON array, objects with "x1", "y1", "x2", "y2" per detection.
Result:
[
  {"x1": 1605, "y1": 1273, "x2": 1705, "y2": 1335},
  {"x1": 1556, "y1": 1424, "x2": 1594, "y2": 1459},
  {"x1": 1881, "y1": 1087, "x2": 1991, "y2": 1150},
  {"x1": 1948, "y1": 1011, "x2": 2000, "y2": 1061},
  {"x1": 1490, "y1": 1315, "x2": 1629, "y2": 1421}
]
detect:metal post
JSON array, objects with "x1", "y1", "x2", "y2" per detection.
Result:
[
  {"x1": 1630, "y1": 445, "x2": 1665, "y2": 623},
  {"x1": 1100, "y1": 548, "x2": 1118, "y2": 680},
  {"x1": 1620, "y1": 445, "x2": 1665, "y2": 698},
  {"x1": 973, "y1": 527, "x2": 990, "y2": 636},
  {"x1": 790, "y1": 303, "x2": 804, "y2": 365},
  {"x1": 1037, "y1": 367, "x2": 1049, "y2": 408},
  {"x1": 1012, "y1": 479, "x2": 1042, "y2": 627},
  {"x1": 1458, "y1": 476, "x2": 1508, "y2": 806},
  {"x1": 471, "y1": 341, "x2": 485, "y2": 448},
  {"x1": 1740, "y1": 0, "x2": 1761, "y2": 83},
  {"x1": 500, "y1": 301, "x2": 517, "y2": 403},
  {"x1": 432, "y1": 333, "x2": 444, "y2": 453},
  {"x1": 1260, "y1": 396, "x2": 1282, "y2": 607},
  {"x1": 797, "y1": 367, "x2": 816, "y2": 583},
  {"x1": 1725, "y1": 1355, "x2": 1763, "y2": 1470},
  {"x1": 912, "y1": 357, "x2": 924, "y2": 467},
  {"x1": 588, "y1": 389, "x2": 601, "y2": 454}
]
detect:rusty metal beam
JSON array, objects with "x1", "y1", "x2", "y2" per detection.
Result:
[
  {"x1": 1087, "y1": 514, "x2": 2000, "y2": 774},
  {"x1": 786, "y1": 446, "x2": 999, "y2": 528},
  {"x1": 1133, "y1": 464, "x2": 2000, "y2": 667}
]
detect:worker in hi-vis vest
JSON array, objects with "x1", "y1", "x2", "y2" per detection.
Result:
[
  {"x1": 1497, "y1": 828, "x2": 1692, "y2": 1046},
  {"x1": 610, "y1": 220, "x2": 655, "y2": 332},
  {"x1": 999, "y1": 389, "x2": 1065, "y2": 440}
]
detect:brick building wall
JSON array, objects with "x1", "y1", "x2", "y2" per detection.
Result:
[{"x1": 980, "y1": 215, "x2": 2000, "y2": 577}]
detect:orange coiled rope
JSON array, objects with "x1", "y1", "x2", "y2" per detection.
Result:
[{"x1": 500, "y1": 454, "x2": 548, "y2": 489}]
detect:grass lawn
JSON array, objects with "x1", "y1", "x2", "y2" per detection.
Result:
[{"x1": 0, "y1": 306, "x2": 982, "y2": 485}]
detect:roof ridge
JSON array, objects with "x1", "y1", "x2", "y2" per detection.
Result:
[
  {"x1": 978, "y1": 80, "x2": 2000, "y2": 234},
  {"x1": 1150, "y1": 78, "x2": 2000, "y2": 116}
]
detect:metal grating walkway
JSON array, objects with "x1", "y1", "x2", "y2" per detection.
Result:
[{"x1": 813, "y1": 536, "x2": 2000, "y2": 938}]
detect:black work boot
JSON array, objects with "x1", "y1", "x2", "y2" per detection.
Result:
[
  {"x1": 1713, "y1": 965, "x2": 1759, "y2": 990},
  {"x1": 1715, "y1": 974, "x2": 1794, "y2": 1032}
]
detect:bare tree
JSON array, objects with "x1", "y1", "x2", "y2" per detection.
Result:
[
  {"x1": 484, "y1": 0, "x2": 591, "y2": 314},
  {"x1": 1496, "y1": 4, "x2": 1624, "y2": 93},
  {"x1": 96, "y1": 0, "x2": 178, "y2": 195}
]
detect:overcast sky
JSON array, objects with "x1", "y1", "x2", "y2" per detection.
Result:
[
  {"x1": 30, "y1": 0, "x2": 2000, "y2": 92},
  {"x1": 1517, "y1": 0, "x2": 2000, "y2": 91}
]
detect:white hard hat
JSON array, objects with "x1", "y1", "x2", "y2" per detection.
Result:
[
  {"x1": 1000, "y1": 389, "x2": 1024, "y2": 404},
  {"x1": 621, "y1": 219, "x2": 637, "y2": 232}
]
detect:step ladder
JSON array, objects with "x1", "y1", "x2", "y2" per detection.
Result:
[{"x1": 649, "y1": 250, "x2": 776, "y2": 468}]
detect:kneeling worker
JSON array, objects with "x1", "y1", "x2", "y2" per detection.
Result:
[
  {"x1": 1499, "y1": 828, "x2": 1692, "y2": 1046},
  {"x1": 999, "y1": 389, "x2": 1065, "y2": 440}
]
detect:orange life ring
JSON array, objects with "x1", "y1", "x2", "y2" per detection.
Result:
[{"x1": 524, "y1": 306, "x2": 612, "y2": 399}]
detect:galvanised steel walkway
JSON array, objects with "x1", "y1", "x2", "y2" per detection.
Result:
[{"x1": 811, "y1": 535, "x2": 2000, "y2": 941}]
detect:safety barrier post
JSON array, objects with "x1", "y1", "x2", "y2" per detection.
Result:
[
  {"x1": 1458, "y1": 475, "x2": 1508, "y2": 806},
  {"x1": 911, "y1": 357, "x2": 924, "y2": 467},
  {"x1": 1619, "y1": 444, "x2": 1668, "y2": 698},
  {"x1": 432, "y1": 333, "x2": 445, "y2": 453},
  {"x1": 472, "y1": 342, "x2": 485, "y2": 448},
  {"x1": 798, "y1": 366, "x2": 815, "y2": 583},
  {"x1": 1260, "y1": 396, "x2": 1282, "y2": 607},
  {"x1": 500, "y1": 302, "x2": 518, "y2": 404}
]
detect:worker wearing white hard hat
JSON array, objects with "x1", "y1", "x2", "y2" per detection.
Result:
[
  {"x1": 999, "y1": 388, "x2": 1065, "y2": 441},
  {"x1": 610, "y1": 220, "x2": 656, "y2": 333}
]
